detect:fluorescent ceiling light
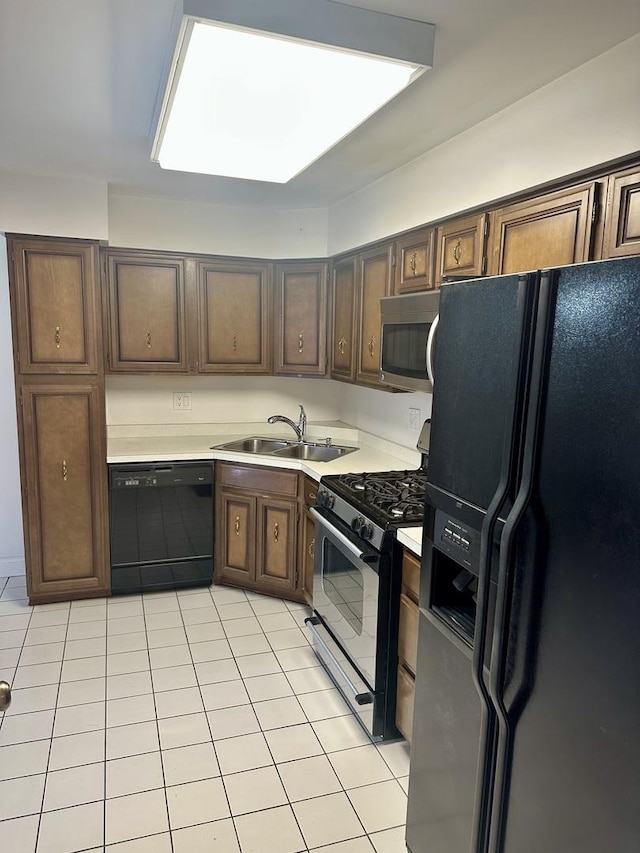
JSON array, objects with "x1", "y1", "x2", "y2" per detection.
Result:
[{"x1": 152, "y1": 18, "x2": 429, "y2": 184}]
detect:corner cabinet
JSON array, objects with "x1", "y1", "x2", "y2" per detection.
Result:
[
  {"x1": 104, "y1": 250, "x2": 189, "y2": 372},
  {"x1": 215, "y1": 462, "x2": 304, "y2": 602},
  {"x1": 356, "y1": 244, "x2": 393, "y2": 387},
  {"x1": 489, "y1": 182, "x2": 598, "y2": 275},
  {"x1": 330, "y1": 255, "x2": 358, "y2": 383},
  {"x1": 10, "y1": 238, "x2": 100, "y2": 374},
  {"x1": 274, "y1": 261, "x2": 328, "y2": 377},
  {"x1": 602, "y1": 168, "x2": 640, "y2": 259},
  {"x1": 197, "y1": 258, "x2": 271, "y2": 374},
  {"x1": 7, "y1": 235, "x2": 109, "y2": 605}
]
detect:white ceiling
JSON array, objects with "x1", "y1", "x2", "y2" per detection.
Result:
[{"x1": 1, "y1": 0, "x2": 639, "y2": 209}]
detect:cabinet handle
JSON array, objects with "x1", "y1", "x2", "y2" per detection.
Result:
[
  {"x1": 55, "y1": 326, "x2": 61, "y2": 349},
  {"x1": 309, "y1": 492, "x2": 317, "y2": 503},
  {"x1": 368, "y1": 337, "x2": 375, "y2": 358},
  {"x1": 232, "y1": 333, "x2": 237, "y2": 352},
  {"x1": 234, "y1": 516, "x2": 240, "y2": 536},
  {"x1": 308, "y1": 539, "x2": 315, "y2": 558},
  {"x1": 298, "y1": 334, "x2": 304, "y2": 353},
  {"x1": 337, "y1": 337, "x2": 346, "y2": 355},
  {"x1": 146, "y1": 331, "x2": 152, "y2": 348},
  {"x1": 453, "y1": 239, "x2": 462, "y2": 266},
  {"x1": 410, "y1": 252, "x2": 418, "y2": 275},
  {"x1": 274, "y1": 522, "x2": 279, "y2": 542},
  {"x1": 62, "y1": 459, "x2": 68, "y2": 481}
]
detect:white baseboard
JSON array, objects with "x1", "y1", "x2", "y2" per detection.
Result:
[{"x1": 0, "y1": 557, "x2": 26, "y2": 578}]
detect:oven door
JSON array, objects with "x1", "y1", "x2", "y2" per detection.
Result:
[{"x1": 309, "y1": 507, "x2": 381, "y2": 690}]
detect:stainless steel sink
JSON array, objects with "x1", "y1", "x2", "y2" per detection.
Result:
[
  {"x1": 272, "y1": 443, "x2": 357, "y2": 462},
  {"x1": 213, "y1": 436, "x2": 357, "y2": 463},
  {"x1": 213, "y1": 437, "x2": 291, "y2": 454}
]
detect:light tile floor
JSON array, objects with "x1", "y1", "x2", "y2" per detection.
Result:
[{"x1": 0, "y1": 575, "x2": 410, "y2": 853}]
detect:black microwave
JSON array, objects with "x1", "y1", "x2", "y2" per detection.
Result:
[{"x1": 380, "y1": 290, "x2": 440, "y2": 393}]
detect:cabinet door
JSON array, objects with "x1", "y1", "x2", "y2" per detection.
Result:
[
  {"x1": 9, "y1": 238, "x2": 100, "y2": 374},
  {"x1": 106, "y1": 252, "x2": 188, "y2": 372},
  {"x1": 300, "y1": 508, "x2": 316, "y2": 606},
  {"x1": 602, "y1": 169, "x2": 640, "y2": 258},
  {"x1": 330, "y1": 255, "x2": 358, "y2": 382},
  {"x1": 489, "y1": 183, "x2": 598, "y2": 275},
  {"x1": 396, "y1": 664, "x2": 416, "y2": 743},
  {"x1": 20, "y1": 382, "x2": 109, "y2": 602},
  {"x1": 256, "y1": 497, "x2": 298, "y2": 596},
  {"x1": 394, "y1": 227, "x2": 436, "y2": 294},
  {"x1": 357, "y1": 244, "x2": 393, "y2": 387},
  {"x1": 215, "y1": 490, "x2": 256, "y2": 587},
  {"x1": 435, "y1": 213, "x2": 488, "y2": 284},
  {"x1": 274, "y1": 262, "x2": 327, "y2": 376},
  {"x1": 198, "y1": 260, "x2": 271, "y2": 373}
]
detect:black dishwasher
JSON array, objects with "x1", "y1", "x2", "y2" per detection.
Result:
[{"x1": 109, "y1": 461, "x2": 214, "y2": 595}]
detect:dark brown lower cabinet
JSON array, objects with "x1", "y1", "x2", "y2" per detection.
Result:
[
  {"x1": 19, "y1": 381, "x2": 109, "y2": 604},
  {"x1": 299, "y1": 476, "x2": 318, "y2": 606},
  {"x1": 214, "y1": 462, "x2": 305, "y2": 603},
  {"x1": 396, "y1": 549, "x2": 421, "y2": 742}
]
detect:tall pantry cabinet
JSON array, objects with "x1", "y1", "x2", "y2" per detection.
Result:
[{"x1": 7, "y1": 236, "x2": 109, "y2": 604}]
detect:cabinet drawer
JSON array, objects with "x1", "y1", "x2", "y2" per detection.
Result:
[
  {"x1": 402, "y1": 550, "x2": 421, "y2": 603},
  {"x1": 396, "y1": 664, "x2": 416, "y2": 743},
  {"x1": 217, "y1": 462, "x2": 298, "y2": 497},
  {"x1": 303, "y1": 476, "x2": 319, "y2": 508},
  {"x1": 398, "y1": 593, "x2": 419, "y2": 675}
]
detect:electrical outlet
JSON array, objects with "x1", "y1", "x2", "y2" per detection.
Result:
[
  {"x1": 408, "y1": 407, "x2": 421, "y2": 431},
  {"x1": 173, "y1": 392, "x2": 192, "y2": 412}
]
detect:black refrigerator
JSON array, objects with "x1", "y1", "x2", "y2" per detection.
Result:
[{"x1": 406, "y1": 257, "x2": 640, "y2": 853}]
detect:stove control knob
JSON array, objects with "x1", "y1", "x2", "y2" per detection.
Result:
[
  {"x1": 351, "y1": 516, "x2": 365, "y2": 535},
  {"x1": 318, "y1": 490, "x2": 335, "y2": 509},
  {"x1": 360, "y1": 522, "x2": 374, "y2": 541}
]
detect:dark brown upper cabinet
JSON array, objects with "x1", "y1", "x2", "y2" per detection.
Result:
[
  {"x1": 393, "y1": 227, "x2": 436, "y2": 294},
  {"x1": 330, "y1": 254, "x2": 358, "y2": 383},
  {"x1": 435, "y1": 213, "x2": 489, "y2": 284},
  {"x1": 357, "y1": 244, "x2": 393, "y2": 388},
  {"x1": 105, "y1": 251, "x2": 188, "y2": 372},
  {"x1": 489, "y1": 183, "x2": 598, "y2": 275},
  {"x1": 197, "y1": 259, "x2": 271, "y2": 374},
  {"x1": 274, "y1": 261, "x2": 328, "y2": 377},
  {"x1": 9, "y1": 237, "x2": 100, "y2": 374},
  {"x1": 602, "y1": 168, "x2": 640, "y2": 259}
]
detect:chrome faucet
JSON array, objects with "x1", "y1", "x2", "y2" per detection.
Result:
[{"x1": 267, "y1": 405, "x2": 307, "y2": 443}]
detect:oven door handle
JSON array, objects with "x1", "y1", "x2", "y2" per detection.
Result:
[
  {"x1": 309, "y1": 507, "x2": 379, "y2": 564},
  {"x1": 305, "y1": 617, "x2": 374, "y2": 706}
]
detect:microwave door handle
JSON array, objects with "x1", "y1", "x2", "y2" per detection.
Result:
[{"x1": 426, "y1": 313, "x2": 439, "y2": 385}]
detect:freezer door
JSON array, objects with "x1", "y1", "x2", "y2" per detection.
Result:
[
  {"x1": 427, "y1": 274, "x2": 526, "y2": 523},
  {"x1": 489, "y1": 258, "x2": 640, "y2": 853}
]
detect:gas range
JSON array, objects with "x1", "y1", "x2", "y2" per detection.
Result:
[{"x1": 316, "y1": 468, "x2": 427, "y2": 551}]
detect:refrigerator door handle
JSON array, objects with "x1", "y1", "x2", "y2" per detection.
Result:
[
  {"x1": 426, "y1": 314, "x2": 439, "y2": 385},
  {"x1": 485, "y1": 272, "x2": 554, "y2": 853},
  {"x1": 469, "y1": 273, "x2": 540, "y2": 853}
]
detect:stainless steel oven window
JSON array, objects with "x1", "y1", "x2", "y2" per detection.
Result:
[{"x1": 313, "y1": 519, "x2": 380, "y2": 688}]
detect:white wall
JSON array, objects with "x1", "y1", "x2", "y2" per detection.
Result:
[
  {"x1": 0, "y1": 172, "x2": 108, "y2": 239},
  {"x1": 338, "y1": 383, "x2": 432, "y2": 450},
  {"x1": 328, "y1": 34, "x2": 640, "y2": 254},
  {"x1": 105, "y1": 375, "x2": 342, "y2": 427},
  {"x1": 0, "y1": 237, "x2": 25, "y2": 576},
  {"x1": 108, "y1": 193, "x2": 328, "y2": 259}
]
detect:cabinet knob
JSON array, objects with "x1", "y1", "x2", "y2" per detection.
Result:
[
  {"x1": 410, "y1": 252, "x2": 418, "y2": 275},
  {"x1": 298, "y1": 334, "x2": 304, "y2": 354},
  {"x1": 274, "y1": 522, "x2": 279, "y2": 542},
  {"x1": 368, "y1": 338, "x2": 375, "y2": 358},
  {"x1": 308, "y1": 539, "x2": 315, "y2": 558},
  {"x1": 62, "y1": 459, "x2": 68, "y2": 481},
  {"x1": 453, "y1": 239, "x2": 462, "y2": 266},
  {"x1": 55, "y1": 326, "x2": 61, "y2": 349},
  {"x1": 232, "y1": 333, "x2": 237, "y2": 352},
  {"x1": 0, "y1": 681, "x2": 11, "y2": 712},
  {"x1": 234, "y1": 516, "x2": 240, "y2": 536},
  {"x1": 337, "y1": 337, "x2": 346, "y2": 356}
]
